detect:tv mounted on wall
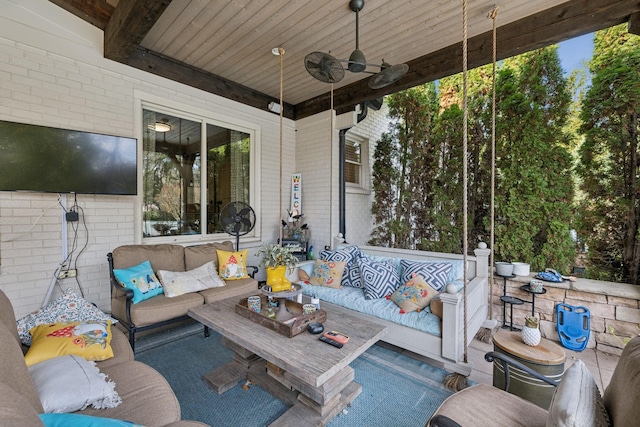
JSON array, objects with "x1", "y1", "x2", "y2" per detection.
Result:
[{"x1": 0, "y1": 120, "x2": 137, "y2": 195}]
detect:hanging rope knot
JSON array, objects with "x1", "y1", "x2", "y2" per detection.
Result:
[{"x1": 488, "y1": 7, "x2": 499, "y2": 21}]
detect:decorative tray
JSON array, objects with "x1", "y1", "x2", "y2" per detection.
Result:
[{"x1": 235, "y1": 296, "x2": 326, "y2": 338}]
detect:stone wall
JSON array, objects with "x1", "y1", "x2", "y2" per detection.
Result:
[{"x1": 491, "y1": 275, "x2": 640, "y2": 356}]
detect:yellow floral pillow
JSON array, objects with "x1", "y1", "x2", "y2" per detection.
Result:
[
  {"x1": 216, "y1": 249, "x2": 249, "y2": 280},
  {"x1": 309, "y1": 260, "x2": 346, "y2": 289},
  {"x1": 388, "y1": 274, "x2": 438, "y2": 313},
  {"x1": 24, "y1": 321, "x2": 114, "y2": 367}
]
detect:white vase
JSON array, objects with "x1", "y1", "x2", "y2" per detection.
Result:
[{"x1": 522, "y1": 316, "x2": 541, "y2": 346}]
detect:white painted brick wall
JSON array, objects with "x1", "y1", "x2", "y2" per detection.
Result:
[
  {"x1": 345, "y1": 104, "x2": 390, "y2": 246},
  {"x1": 0, "y1": 0, "x2": 389, "y2": 317},
  {"x1": 0, "y1": 1, "x2": 294, "y2": 317}
]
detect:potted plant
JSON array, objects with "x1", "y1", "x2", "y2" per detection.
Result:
[{"x1": 255, "y1": 244, "x2": 299, "y2": 292}]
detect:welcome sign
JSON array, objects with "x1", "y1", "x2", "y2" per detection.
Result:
[{"x1": 290, "y1": 173, "x2": 302, "y2": 217}]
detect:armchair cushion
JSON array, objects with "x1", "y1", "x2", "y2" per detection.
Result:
[
  {"x1": 603, "y1": 335, "x2": 640, "y2": 427},
  {"x1": 184, "y1": 241, "x2": 234, "y2": 270},
  {"x1": 429, "y1": 383, "x2": 547, "y2": 427}
]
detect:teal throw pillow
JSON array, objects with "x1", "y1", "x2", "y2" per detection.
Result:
[
  {"x1": 113, "y1": 260, "x2": 163, "y2": 304},
  {"x1": 40, "y1": 413, "x2": 142, "y2": 427}
]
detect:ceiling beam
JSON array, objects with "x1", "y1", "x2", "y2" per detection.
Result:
[
  {"x1": 104, "y1": 0, "x2": 172, "y2": 62},
  {"x1": 295, "y1": 0, "x2": 640, "y2": 120},
  {"x1": 629, "y1": 12, "x2": 640, "y2": 35},
  {"x1": 127, "y1": 47, "x2": 295, "y2": 119},
  {"x1": 48, "y1": 0, "x2": 113, "y2": 30}
]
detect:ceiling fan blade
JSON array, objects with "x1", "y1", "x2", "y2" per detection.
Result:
[
  {"x1": 369, "y1": 63, "x2": 409, "y2": 89},
  {"x1": 305, "y1": 52, "x2": 345, "y2": 84}
]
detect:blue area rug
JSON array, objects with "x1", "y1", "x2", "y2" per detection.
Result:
[{"x1": 135, "y1": 325, "x2": 455, "y2": 426}]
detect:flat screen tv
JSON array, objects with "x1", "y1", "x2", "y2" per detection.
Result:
[{"x1": 0, "y1": 120, "x2": 137, "y2": 195}]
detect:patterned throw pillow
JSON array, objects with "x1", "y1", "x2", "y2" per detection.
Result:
[
  {"x1": 388, "y1": 274, "x2": 439, "y2": 313},
  {"x1": 16, "y1": 289, "x2": 117, "y2": 346},
  {"x1": 216, "y1": 249, "x2": 250, "y2": 280},
  {"x1": 309, "y1": 260, "x2": 347, "y2": 288},
  {"x1": 547, "y1": 359, "x2": 611, "y2": 427},
  {"x1": 157, "y1": 261, "x2": 225, "y2": 297},
  {"x1": 400, "y1": 260, "x2": 452, "y2": 292},
  {"x1": 24, "y1": 321, "x2": 114, "y2": 367},
  {"x1": 320, "y1": 246, "x2": 363, "y2": 288},
  {"x1": 113, "y1": 260, "x2": 163, "y2": 304},
  {"x1": 358, "y1": 257, "x2": 401, "y2": 300}
]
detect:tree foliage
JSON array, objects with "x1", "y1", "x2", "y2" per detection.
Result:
[
  {"x1": 370, "y1": 46, "x2": 576, "y2": 273},
  {"x1": 577, "y1": 25, "x2": 640, "y2": 285}
]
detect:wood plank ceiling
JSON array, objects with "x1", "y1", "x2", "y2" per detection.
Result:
[{"x1": 50, "y1": 0, "x2": 640, "y2": 120}]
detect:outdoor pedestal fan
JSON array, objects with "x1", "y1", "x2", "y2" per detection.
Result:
[{"x1": 218, "y1": 201, "x2": 256, "y2": 250}]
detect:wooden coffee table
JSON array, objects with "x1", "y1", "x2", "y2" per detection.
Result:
[{"x1": 188, "y1": 294, "x2": 387, "y2": 426}]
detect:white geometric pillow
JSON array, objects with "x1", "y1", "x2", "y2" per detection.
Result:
[
  {"x1": 157, "y1": 261, "x2": 226, "y2": 298},
  {"x1": 359, "y1": 257, "x2": 401, "y2": 300},
  {"x1": 400, "y1": 260, "x2": 452, "y2": 292}
]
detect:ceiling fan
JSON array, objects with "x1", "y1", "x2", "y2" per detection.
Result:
[{"x1": 304, "y1": 0, "x2": 409, "y2": 89}]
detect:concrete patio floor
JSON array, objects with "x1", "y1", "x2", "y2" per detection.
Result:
[{"x1": 467, "y1": 334, "x2": 621, "y2": 393}]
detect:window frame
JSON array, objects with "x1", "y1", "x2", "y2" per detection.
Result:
[
  {"x1": 134, "y1": 94, "x2": 261, "y2": 245},
  {"x1": 344, "y1": 134, "x2": 370, "y2": 194}
]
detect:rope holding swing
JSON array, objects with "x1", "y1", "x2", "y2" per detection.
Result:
[
  {"x1": 445, "y1": 3, "x2": 501, "y2": 391},
  {"x1": 444, "y1": 0, "x2": 473, "y2": 392},
  {"x1": 277, "y1": 47, "x2": 285, "y2": 247},
  {"x1": 489, "y1": 7, "x2": 499, "y2": 322}
]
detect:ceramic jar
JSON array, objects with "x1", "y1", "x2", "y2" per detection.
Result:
[{"x1": 522, "y1": 315, "x2": 541, "y2": 346}]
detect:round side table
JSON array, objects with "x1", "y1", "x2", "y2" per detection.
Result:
[{"x1": 492, "y1": 329, "x2": 566, "y2": 409}]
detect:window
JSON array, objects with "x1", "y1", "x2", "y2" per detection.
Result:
[
  {"x1": 345, "y1": 139, "x2": 361, "y2": 185},
  {"x1": 142, "y1": 108, "x2": 252, "y2": 239}
]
